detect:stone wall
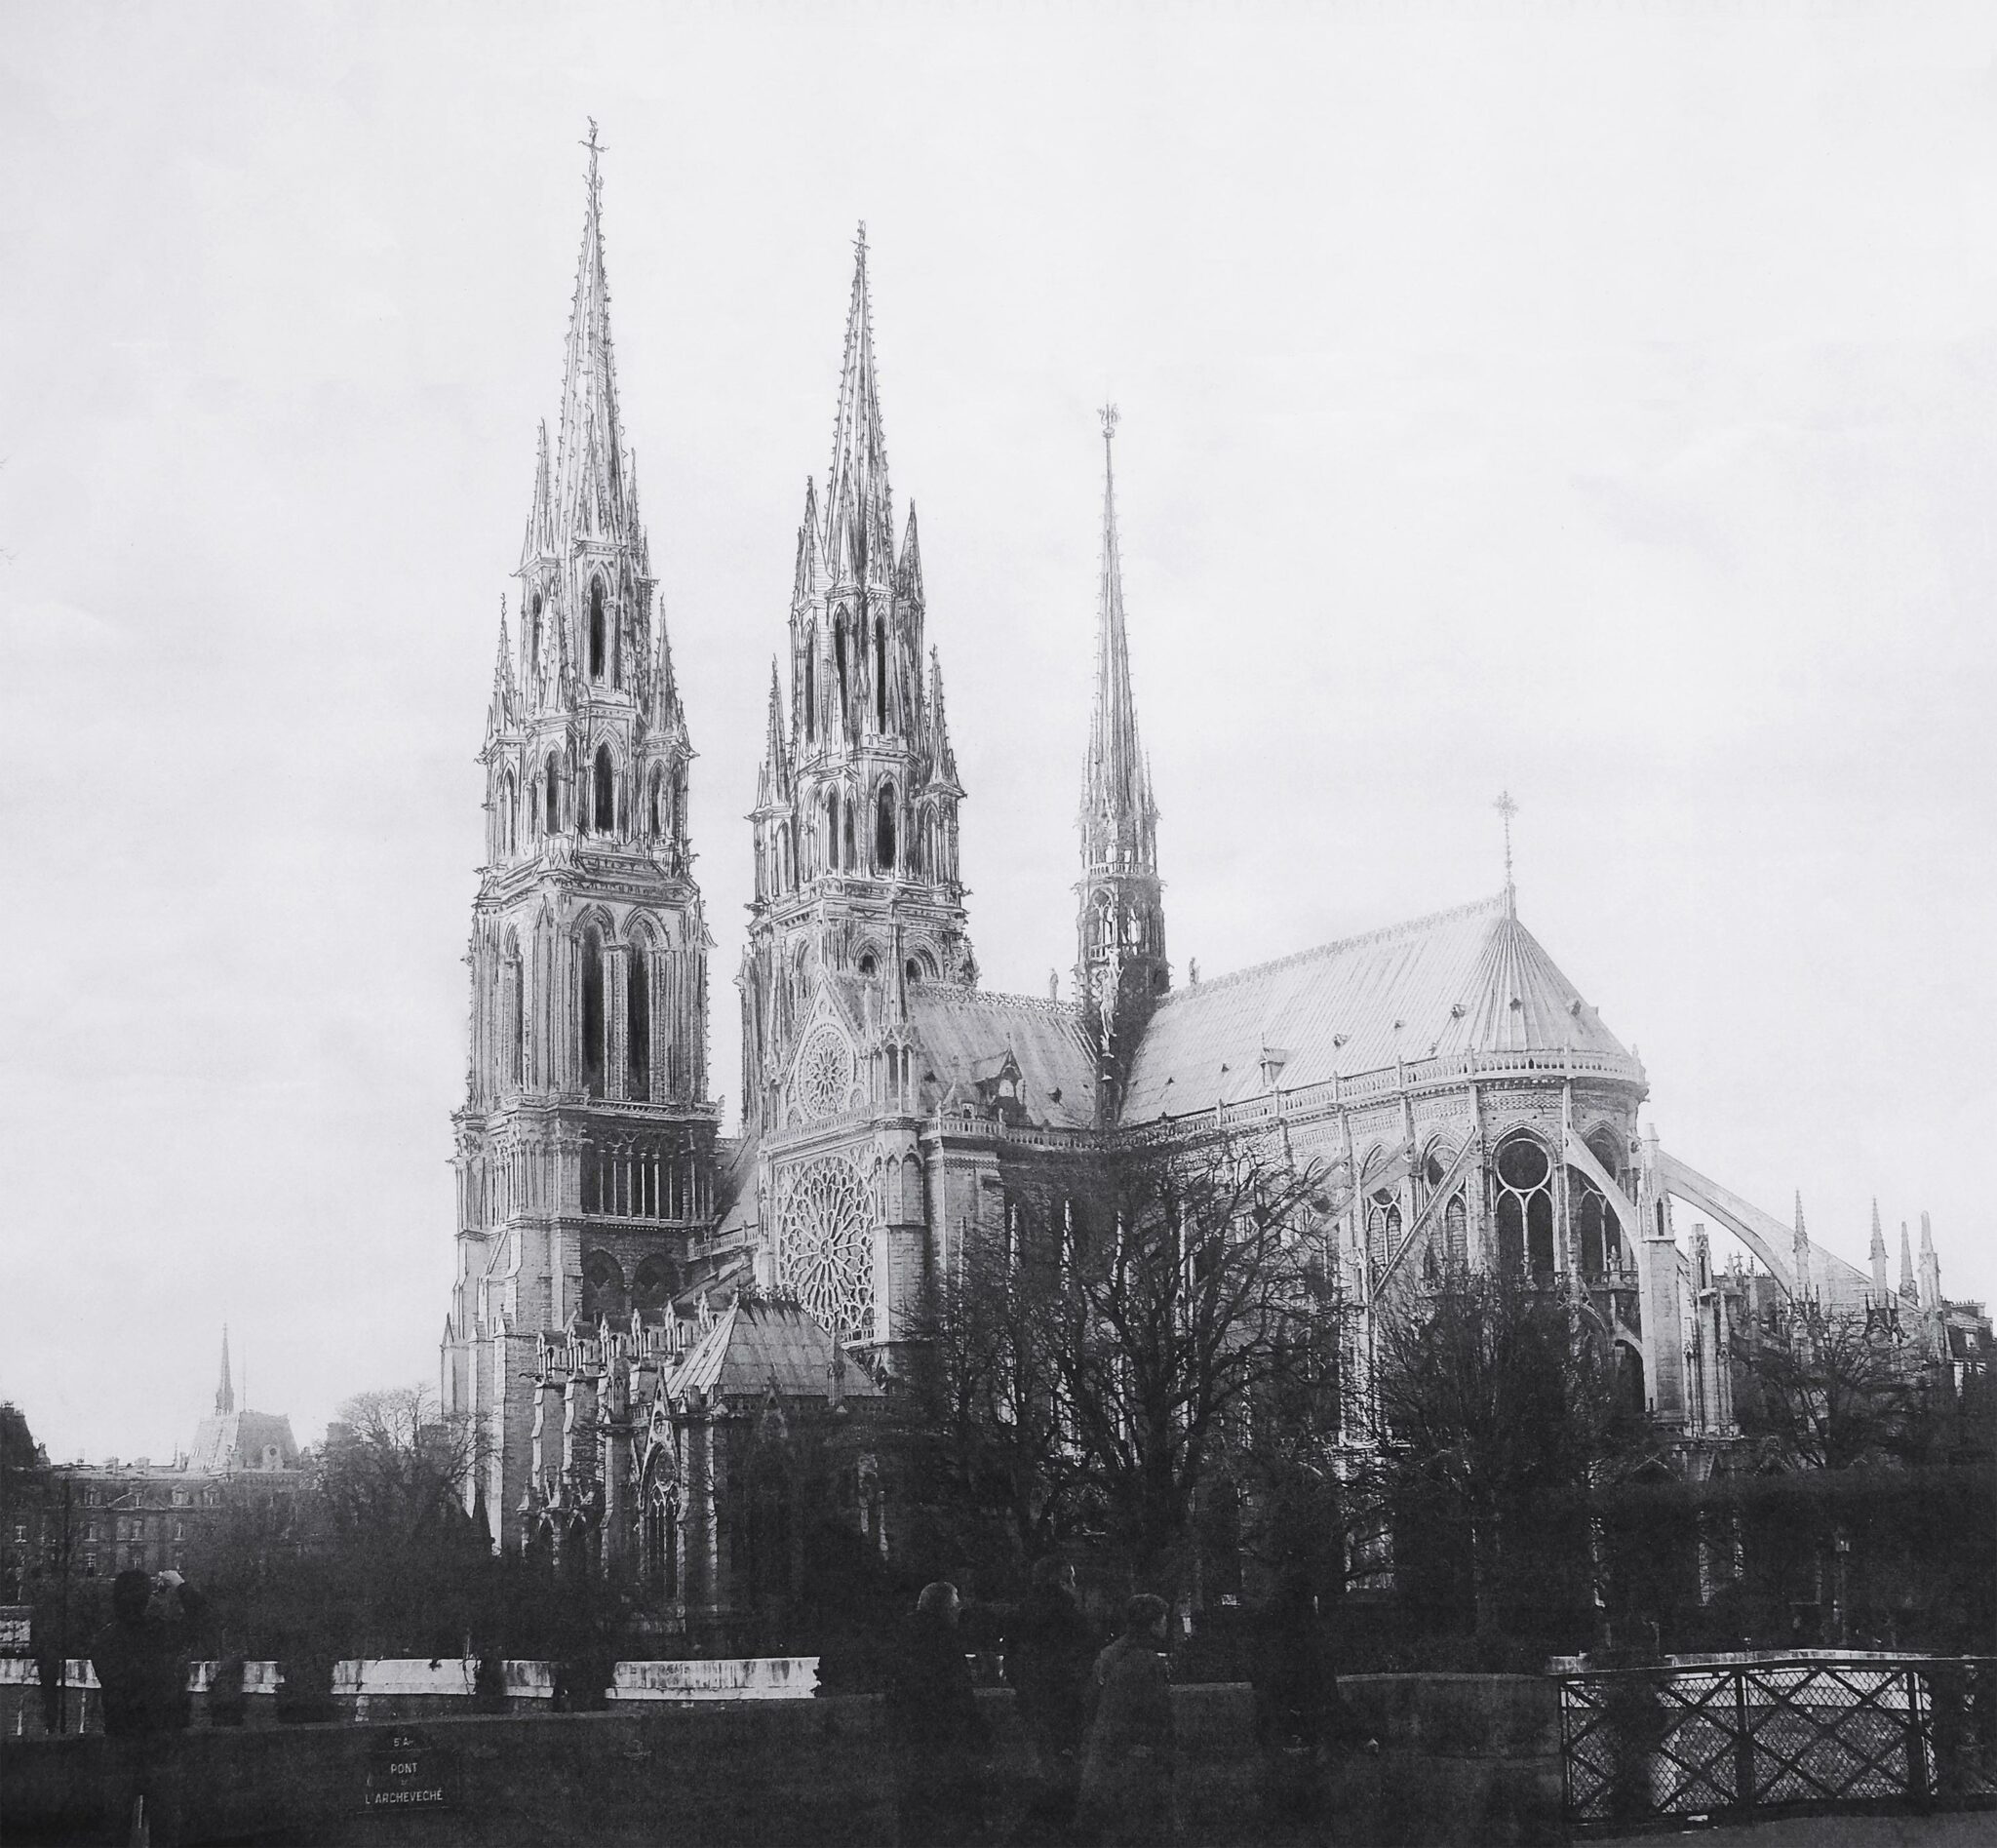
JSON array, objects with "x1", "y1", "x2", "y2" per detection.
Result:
[{"x1": 1, "y1": 1675, "x2": 1562, "y2": 1846}]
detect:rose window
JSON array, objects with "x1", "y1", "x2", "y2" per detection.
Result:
[
  {"x1": 775, "y1": 1156, "x2": 874, "y2": 1343},
  {"x1": 795, "y1": 1027, "x2": 853, "y2": 1122}
]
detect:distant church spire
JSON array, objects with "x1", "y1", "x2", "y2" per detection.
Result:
[
  {"x1": 1899, "y1": 1219, "x2": 1917, "y2": 1300},
  {"x1": 1868, "y1": 1197, "x2": 1890, "y2": 1301},
  {"x1": 1077, "y1": 406, "x2": 1167, "y2": 1117},
  {"x1": 215, "y1": 1325, "x2": 235, "y2": 1416},
  {"x1": 1495, "y1": 791, "x2": 1520, "y2": 917}
]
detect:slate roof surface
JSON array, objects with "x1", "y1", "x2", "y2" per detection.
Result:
[
  {"x1": 184, "y1": 1410, "x2": 300, "y2": 1476},
  {"x1": 670, "y1": 1298, "x2": 881, "y2": 1403},
  {"x1": 1120, "y1": 891, "x2": 1637, "y2": 1123},
  {"x1": 909, "y1": 985, "x2": 1099, "y2": 1130}
]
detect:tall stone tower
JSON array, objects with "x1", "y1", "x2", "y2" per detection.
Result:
[
  {"x1": 738, "y1": 228, "x2": 973, "y2": 1142},
  {"x1": 1076, "y1": 407, "x2": 1166, "y2": 1118},
  {"x1": 443, "y1": 134, "x2": 717, "y2": 1539}
]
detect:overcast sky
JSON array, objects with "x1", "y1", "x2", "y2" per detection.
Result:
[{"x1": 3, "y1": 2, "x2": 1994, "y2": 1464}]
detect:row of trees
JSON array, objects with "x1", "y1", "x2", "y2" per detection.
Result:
[{"x1": 896, "y1": 1133, "x2": 1995, "y2": 1664}]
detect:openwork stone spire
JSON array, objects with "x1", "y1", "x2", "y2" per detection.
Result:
[
  {"x1": 554, "y1": 121, "x2": 638, "y2": 550},
  {"x1": 823, "y1": 223, "x2": 893, "y2": 585}
]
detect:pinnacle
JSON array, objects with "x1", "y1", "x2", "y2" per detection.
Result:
[
  {"x1": 824, "y1": 231, "x2": 891, "y2": 582},
  {"x1": 1082, "y1": 407, "x2": 1152, "y2": 855}
]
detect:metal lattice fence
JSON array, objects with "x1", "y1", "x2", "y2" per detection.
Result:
[{"x1": 1559, "y1": 1656, "x2": 1997, "y2": 1834}]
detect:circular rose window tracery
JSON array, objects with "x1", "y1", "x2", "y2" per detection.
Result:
[
  {"x1": 775, "y1": 1156, "x2": 874, "y2": 1343},
  {"x1": 795, "y1": 1026, "x2": 853, "y2": 1122}
]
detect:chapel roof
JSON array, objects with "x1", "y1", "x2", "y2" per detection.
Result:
[
  {"x1": 669, "y1": 1296, "x2": 881, "y2": 1403},
  {"x1": 908, "y1": 985, "x2": 1099, "y2": 1129},
  {"x1": 1120, "y1": 891, "x2": 1639, "y2": 1123}
]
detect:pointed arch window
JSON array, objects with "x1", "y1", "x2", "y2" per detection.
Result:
[
  {"x1": 875, "y1": 783, "x2": 897, "y2": 872},
  {"x1": 544, "y1": 752, "x2": 561, "y2": 835},
  {"x1": 581, "y1": 1248, "x2": 626, "y2": 1323},
  {"x1": 592, "y1": 745, "x2": 614, "y2": 835},
  {"x1": 579, "y1": 926, "x2": 607, "y2": 1097},
  {"x1": 842, "y1": 793, "x2": 856, "y2": 870},
  {"x1": 823, "y1": 788, "x2": 839, "y2": 873},
  {"x1": 874, "y1": 618, "x2": 887, "y2": 731},
  {"x1": 498, "y1": 769, "x2": 517, "y2": 856},
  {"x1": 627, "y1": 943, "x2": 652, "y2": 1100},
  {"x1": 529, "y1": 592, "x2": 544, "y2": 671},
  {"x1": 648, "y1": 766, "x2": 665, "y2": 838},
  {"x1": 834, "y1": 612, "x2": 850, "y2": 716},
  {"x1": 589, "y1": 579, "x2": 607, "y2": 681}
]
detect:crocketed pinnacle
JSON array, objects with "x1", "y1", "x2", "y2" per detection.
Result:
[
  {"x1": 1899, "y1": 1222, "x2": 1917, "y2": 1299},
  {"x1": 1082, "y1": 405, "x2": 1155, "y2": 869},
  {"x1": 759, "y1": 659, "x2": 790, "y2": 806},
  {"x1": 487, "y1": 607, "x2": 518, "y2": 742},
  {"x1": 823, "y1": 224, "x2": 893, "y2": 583},
  {"x1": 554, "y1": 126, "x2": 639, "y2": 549},
  {"x1": 928, "y1": 647, "x2": 959, "y2": 789},
  {"x1": 215, "y1": 1324, "x2": 235, "y2": 1416},
  {"x1": 521, "y1": 421, "x2": 555, "y2": 566}
]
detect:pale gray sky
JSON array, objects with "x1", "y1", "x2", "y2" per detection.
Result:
[{"x1": 3, "y1": 2, "x2": 1993, "y2": 1463}]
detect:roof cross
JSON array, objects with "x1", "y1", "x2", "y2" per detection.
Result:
[{"x1": 1494, "y1": 790, "x2": 1519, "y2": 900}]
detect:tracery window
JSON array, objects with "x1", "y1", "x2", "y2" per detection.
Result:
[
  {"x1": 633, "y1": 1255, "x2": 678, "y2": 1322},
  {"x1": 774, "y1": 1155, "x2": 874, "y2": 1342},
  {"x1": 1494, "y1": 1134, "x2": 1554, "y2": 1277},
  {"x1": 581, "y1": 1248, "x2": 626, "y2": 1325}
]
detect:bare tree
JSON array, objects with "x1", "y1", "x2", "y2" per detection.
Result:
[
  {"x1": 913, "y1": 1134, "x2": 1343, "y2": 1599},
  {"x1": 1372, "y1": 1267, "x2": 1628, "y2": 1637},
  {"x1": 1736, "y1": 1306, "x2": 1924, "y2": 1473}
]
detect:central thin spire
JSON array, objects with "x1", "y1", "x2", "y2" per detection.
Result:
[
  {"x1": 824, "y1": 223, "x2": 892, "y2": 580},
  {"x1": 215, "y1": 1324, "x2": 235, "y2": 1416},
  {"x1": 1083, "y1": 404, "x2": 1153, "y2": 864}
]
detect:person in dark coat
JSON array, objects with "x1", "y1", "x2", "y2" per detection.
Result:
[
  {"x1": 91, "y1": 1569, "x2": 202, "y2": 1738},
  {"x1": 1249, "y1": 1575, "x2": 1379, "y2": 1836},
  {"x1": 1006, "y1": 1556, "x2": 1096, "y2": 1832},
  {"x1": 1077, "y1": 1593, "x2": 1176, "y2": 1846},
  {"x1": 885, "y1": 1581, "x2": 991, "y2": 1846}
]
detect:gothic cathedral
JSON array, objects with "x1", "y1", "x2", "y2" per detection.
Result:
[{"x1": 444, "y1": 146, "x2": 1980, "y2": 1558}]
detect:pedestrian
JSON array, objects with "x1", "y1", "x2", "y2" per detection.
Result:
[
  {"x1": 1249, "y1": 1573, "x2": 1379, "y2": 1838},
  {"x1": 1006, "y1": 1556, "x2": 1095, "y2": 1835},
  {"x1": 91, "y1": 1570, "x2": 201, "y2": 1738},
  {"x1": 1077, "y1": 1592, "x2": 1176, "y2": 1846},
  {"x1": 884, "y1": 1580, "x2": 991, "y2": 1847}
]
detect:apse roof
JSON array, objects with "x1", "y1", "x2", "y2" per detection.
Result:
[
  {"x1": 1120, "y1": 891, "x2": 1637, "y2": 1123},
  {"x1": 908, "y1": 986, "x2": 1098, "y2": 1130}
]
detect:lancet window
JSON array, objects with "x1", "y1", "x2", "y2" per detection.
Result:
[
  {"x1": 627, "y1": 940, "x2": 652, "y2": 1099},
  {"x1": 579, "y1": 926, "x2": 607, "y2": 1097},
  {"x1": 592, "y1": 745, "x2": 614, "y2": 835},
  {"x1": 589, "y1": 578, "x2": 607, "y2": 681},
  {"x1": 876, "y1": 783, "x2": 897, "y2": 872}
]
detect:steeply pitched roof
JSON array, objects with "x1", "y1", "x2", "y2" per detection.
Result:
[
  {"x1": 1120, "y1": 892, "x2": 1636, "y2": 1122},
  {"x1": 184, "y1": 1410, "x2": 299, "y2": 1477},
  {"x1": 670, "y1": 1298, "x2": 881, "y2": 1403},
  {"x1": 908, "y1": 986, "x2": 1099, "y2": 1129}
]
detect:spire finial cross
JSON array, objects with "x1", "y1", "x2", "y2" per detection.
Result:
[
  {"x1": 1100, "y1": 403, "x2": 1119, "y2": 442},
  {"x1": 1494, "y1": 789, "x2": 1519, "y2": 890}
]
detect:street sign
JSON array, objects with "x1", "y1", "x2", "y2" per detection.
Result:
[{"x1": 360, "y1": 1728, "x2": 459, "y2": 1813}]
